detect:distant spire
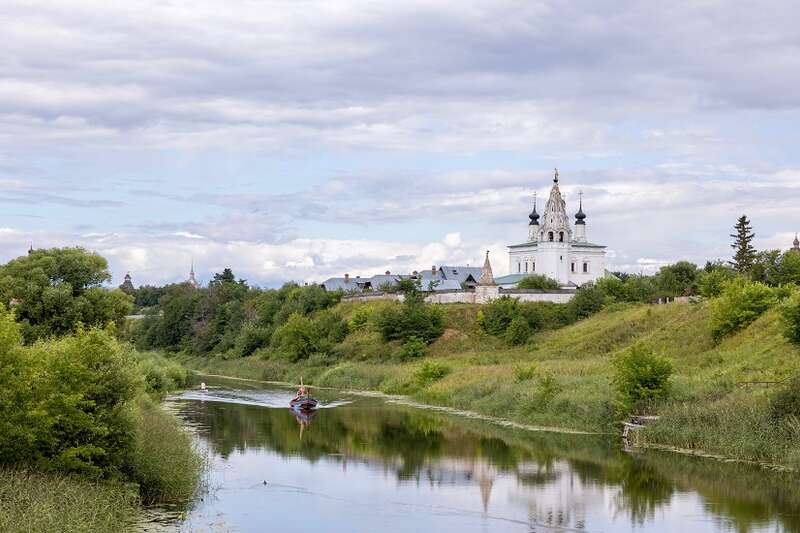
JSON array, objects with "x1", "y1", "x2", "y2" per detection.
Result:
[
  {"x1": 28, "y1": 242, "x2": 33, "y2": 255},
  {"x1": 553, "y1": 167, "x2": 559, "y2": 183},
  {"x1": 477, "y1": 251, "x2": 496, "y2": 286},
  {"x1": 187, "y1": 261, "x2": 198, "y2": 288},
  {"x1": 792, "y1": 233, "x2": 800, "y2": 255}
]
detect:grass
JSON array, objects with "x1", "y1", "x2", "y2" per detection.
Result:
[
  {"x1": 186, "y1": 299, "x2": 800, "y2": 469},
  {"x1": 130, "y1": 396, "x2": 205, "y2": 504},
  {"x1": 0, "y1": 468, "x2": 138, "y2": 533}
]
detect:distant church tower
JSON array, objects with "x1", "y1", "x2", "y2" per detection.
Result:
[
  {"x1": 791, "y1": 234, "x2": 800, "y2": 256},
  {"x1": 507, "y1": 169, "x2": 607, "y2": 286},
  {"x1": 187, "y1": 262, "x2": 199, "y2": 288},
  {"x1": 119, "y1": 272, "x2": 135, "y2": 294}
]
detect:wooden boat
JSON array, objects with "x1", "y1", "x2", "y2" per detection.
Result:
[{"x1": 289, "y1": 395, "x2": 319, "y2": 411}]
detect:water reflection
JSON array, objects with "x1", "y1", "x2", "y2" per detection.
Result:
[{"x1": 156, "y1": 385, "x2": 800, "y2": 533}]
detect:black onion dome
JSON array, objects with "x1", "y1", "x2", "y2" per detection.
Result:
[
  {"x1": 528, "y1": 204, "x2": 540, "y2": 225},
  {"x1": 575, "y1": 200, "x2": 586, "y2": 225}
]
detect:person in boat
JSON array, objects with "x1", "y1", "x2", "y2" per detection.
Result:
[{"x1": 292, "y1": 386, "x2": 307, "y2": 402}]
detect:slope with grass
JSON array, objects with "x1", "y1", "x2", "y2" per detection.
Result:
[{"x1": 191, "y1": 300, "x2": 800, "y2": 469}]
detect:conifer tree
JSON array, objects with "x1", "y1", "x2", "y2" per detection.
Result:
[{"x1": 729, "y1": 215, "x2": 756, "y2": 273}]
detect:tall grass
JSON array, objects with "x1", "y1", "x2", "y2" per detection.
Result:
[
  {"x1": 0, "y1": 468, "x2": 137, "y2": 533},
  {"x1": 130, "y1": 397, "x2": 204, "y2": 505}
]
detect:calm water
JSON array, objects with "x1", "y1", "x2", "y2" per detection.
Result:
[{"x1": 139, "y1": 379, "x2": 800, "y2": 533}]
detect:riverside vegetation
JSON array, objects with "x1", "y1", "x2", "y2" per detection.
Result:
[
  {"x1": 127, "y1": 238, "x2": 800, "y2": 471},
  {"x1": 0, "y1": 248, "x2": 202, "y2": 533}
]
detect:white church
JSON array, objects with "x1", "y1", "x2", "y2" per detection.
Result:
[{"x1": 507, "y1": 169, "x2": 606, "y2": 287}]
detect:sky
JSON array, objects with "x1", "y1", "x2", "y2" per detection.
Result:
[{"x1": 1, "y1": 0, "x2": 799, "y2": 287}]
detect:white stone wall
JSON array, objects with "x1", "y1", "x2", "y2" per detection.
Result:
[{"x1": 424, "y1": 289, "x2": 575, "y2": 305}]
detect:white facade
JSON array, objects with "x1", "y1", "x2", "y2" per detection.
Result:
[{"x1": 508, "y1": 171, "x2": 606, "y2": 287}]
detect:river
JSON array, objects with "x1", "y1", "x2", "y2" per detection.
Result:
[{"x1": 139, "y1": 378, "x2": 800, "y2": 532}]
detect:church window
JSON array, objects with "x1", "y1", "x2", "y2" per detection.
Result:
[
  {"x1": 571, "y1": 262, "x2": 575, "y2": 273},
  {"x1": 583, "y1": 262, "x2": 589, "y2": 273},
  {"x1": 548, "y1": 231, "x2": 554, "y2": 241},
  {"x1": 518, "y1": 262, "x2": 521, "y2": 273},
  {"x1": 532, "y1": 262, "x2": 535, "y2": 271},
  {"x1": 524, "y1": 262, "x2": 529, "y2": 273},
  {"x1": 559, "y1": 232, "x2": 564, "y2": 242}
]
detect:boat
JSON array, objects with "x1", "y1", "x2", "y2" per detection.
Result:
[{"x1": 290, "y1": 395, "x2": 318, "y2": 411}]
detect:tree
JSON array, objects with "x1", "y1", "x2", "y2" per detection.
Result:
[
  {"x1": 654, "y1": 261, "x2": 699, "y2": 296},
  {"x1": 516, "y1": 274, "x2": 560, "y2": 290},
  {"x1": 729, "y1": 215, "x2": 756, "y2": 273},
  {"x1": 0, "y1": 248, "x2": 132, "y2": 342}
]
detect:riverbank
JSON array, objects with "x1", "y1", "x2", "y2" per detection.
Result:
[{"x1": 185, "y1": 300, "x2": 800, "y2": 470}]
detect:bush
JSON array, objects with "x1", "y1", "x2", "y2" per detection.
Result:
[
  {"x1": 516, "y1": 274, "x2": 560, "y2": 290},
  {"x1": 612, "y1": 343, "x2": 673, "y2": 411},
  {"x1": 536, "y1": 373, "x2": 562, "y2": 406},
  {"x1": 375, "y1": 301, "x2": 444, "y2": 343},
  {"x1": 271, "y1": 312, "x2": 319, "y2": 361},
  {"x1": 234, "y1": 322, "x2": 273, "y2": 357},
  {"x1": 478, "y1": 296, "x2": 519, "y2": 335},
  {"x1": 513, "y1": 363, "x2": 538, "y2": 382},
  {"x1": 505, "y1": 315, "x2": 533, "y2": 345},
  {"x1": 349, "y1": 307, "x2": 371, "y2": 330},
  {"x1": 596, "y1": 276, "x2": 627, "y2": 302},
  {"x1": 569, "y1": 284, "x2": 605, "y2": 319},
  {"x1": 519, "y1": 301, "x2": 574, "y2": 331},
  {"x1": 697, "y1": 268, "x2": 738, "y2": 298},
  {"x1": 709, "y1": 279, "x2": 779, "y2": 341},
  {"x1": 770, "y1": 377, "x2": 800, "y2": 421},
  {"x1": 781, "y1": 291, "x2": 800, "y2": 344},
  {"x1": 0, "y1": 319, "x2": 140, "y2": 479},
  {"x1": 414, "y1": 361, "x2": 451, "y2": 386},
  {"x1": 399, "y1": 335, "x2": 428, "y2": 360}
]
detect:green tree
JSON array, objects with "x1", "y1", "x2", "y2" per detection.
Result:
[
  {"x1": 654, "y1": 261, "x2": 699, "y2": 296},
  {"x1": 709, "y1": 279, "x2": 778, "y2": 340},
  {"x1": 516, "y1": 274, "x2": 560, "y2": 290},
  {"x1": 504, "y1": 315, "x2": 533, "y2": 345},
  {"x1": 612, "y1": 343, "x2": 673, "y2": 411},
  {"x1": 0, "y1": 248, "x2": 132, "y2": 342},
  {"x1": 697, "y1": 267, "x2": 738, "y2": 298},
  {"x1": 729, "y1": 215, "x2": 757, "y2": 273},
  {"x1": 569, "y1": 284, "x2": 605, "y2": 319},
  {"x1": 781, "y1": 290, "x2": 800, "y2": 344}
]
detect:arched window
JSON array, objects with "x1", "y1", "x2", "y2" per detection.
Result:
[
  {"x1": 571, "y1": 262, "x2": 575, "y2": 273},
  {"x1": 532, "y1": 262, "x2": 536, "y2": 272},
  {"x1": 517, "y1": 262, "x2": 521, "y2": 273},
  {"x1": 583, "y1": 262, "x2": 589, "y2": 273},
  {"x1": 548, "y1": 231, "x2": 554, "y2": 241},
  {"x1": 524, "y1": 262, "x2": 529, "y2": 273},
  {"x1": 559, "y1": 232, "x2": 564, "y2": 242}
]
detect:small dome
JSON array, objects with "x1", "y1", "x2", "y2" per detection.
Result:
[
  {"x1": 528, "y1": 204, "x2": 540, "y2": 225},
  {"x1": 575, "y1": 202, "x2": 586, "y2": 225}
]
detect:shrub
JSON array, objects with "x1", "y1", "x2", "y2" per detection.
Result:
[
  {"x1": 349, "y1": 307, "x2": 371, "y2": 330},
  {"x1": 781, "y1": 291, "x2": 800, "y2": 344},
  {"x1": 513, "y1": 363, "x2": 538, "y2": 382},
  {"x1": 271, "y1": 313, "x2": 319, "y2": 361},
  {"x1": 697, "y1": 268, "x2": 738, "y2": 298},
  {"x1": 234, "y1": 322, "x2": 273, "y2": 357},
  {"x1": 536, "y1": 373, "x2": 562, "y2": 406},
  {"x1": 414, "y1": 361, "x2": 451, "y2": 386},
  {"x1": 519, "y1": 301, "x2": 573, "y2": 331},
  {"x1": 770, "y1": 377, "x2": 800, "y2": 421},
  {"x1": 375, "y1": 301, "x2": 444, "y2": 343},
  {"x1": 0, "y1": 321, "x2": 140, "y2": 479},
  {"x1": 569, "y1": 284, "x2": 605, "y2": 319},
  {"x1": 612, "y1": 343, "x2": 673, "y2": 411},
  {"x1": 596, "y1": 276, "x2": 627, "y2": 302},
  {"x1": 479, "y1": 296, "x2": 519, "y2": 335},
  {"x1": 505, "y1": 315, "x2": 533, "y2": 345},
  {"x1": 517, "y1": 274, "x2": 560, "y2": 290},
  {"x1": 709, "y1": 279, "x2": 778, "y2": 341},
  {"x1": 399, "y1": 335, "x2": 428, "y2": 360}
]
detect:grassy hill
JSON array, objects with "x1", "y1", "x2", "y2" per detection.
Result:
[{"x1": 190, "y1": 299, "x2": 800, "y2": 469}]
